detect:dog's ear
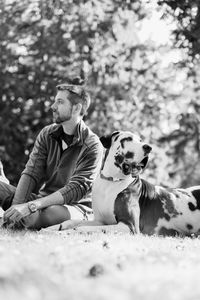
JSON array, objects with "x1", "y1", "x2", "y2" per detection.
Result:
[
  {"x1": 140, "y1": 156, "x2": 149, "y2": 170},
  {"x1": 140, "y1": 144, "x2": 152, "y2": 169},
  {"x1": 100, "y1": 131, "x2": 120, "y2": 149},
  {"x1": 143, "y1": 144, "x2": 152, "y2": 156}
]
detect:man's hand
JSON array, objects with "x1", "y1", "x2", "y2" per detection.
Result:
[{"x1": 3, "y1": 203, "x2": 31, "y2": 224}]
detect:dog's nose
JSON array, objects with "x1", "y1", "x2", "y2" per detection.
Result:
[{"x1": 143, "y1": 144, "x2": 152, "y2": 155}]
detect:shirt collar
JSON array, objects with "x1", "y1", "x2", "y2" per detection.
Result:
[{"x1": 50, "y1": 121, "x2": 85, "y2": 146}]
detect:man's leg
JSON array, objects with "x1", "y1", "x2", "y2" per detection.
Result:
[
  {"x1": 25, "y1": 204, "x2": 92, "y2": 230},
  {"x1": 0, "y1": 181, "x2": 91, "y2": 230},
  {"x1": 24, "y1": 205, "x2": 71, "y2": 230}
]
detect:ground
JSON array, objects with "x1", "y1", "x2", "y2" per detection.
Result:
[{"x1": 0, "y1": 226, "x2": 200, "y2": 300}]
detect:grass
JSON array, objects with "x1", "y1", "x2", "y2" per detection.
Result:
[{"x1": 0, "y1": 227, "x2": 200, "y2": 300}]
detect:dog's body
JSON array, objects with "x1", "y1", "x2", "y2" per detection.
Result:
[
  {"x1": 93, "y1": 175, "x2": 200, "y2": 236},
  {"x1": 58, "y1": 131, "x2": 200, "y2": 236}
]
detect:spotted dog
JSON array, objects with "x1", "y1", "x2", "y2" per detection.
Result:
[{"x1": 57, "y1": 131, "x2": 200, "y2": 236}]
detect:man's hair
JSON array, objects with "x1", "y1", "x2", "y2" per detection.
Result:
[{"x1": 56, "y1": 77, "x2": 91, "y2": 116}]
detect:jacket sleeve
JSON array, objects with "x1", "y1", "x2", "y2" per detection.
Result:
[
  {"x1": 12, "y1": 128, "x2": 48, "y2": 204},
  {"x1": 12, "y1": 174, "x2": 37, "y2": 204},
  {"x1": 22, "y1": 127, "x2": 48, "y2": 184},
  {"x1": 58, "y1": 141, "x2": 103, "y2": 205}
]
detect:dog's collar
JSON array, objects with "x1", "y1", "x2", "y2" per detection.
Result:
[{"x1": 100, "y1": 172, "x2": 125, "y2": 182}]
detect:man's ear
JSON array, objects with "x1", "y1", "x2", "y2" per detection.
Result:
[
  {"x1": 73, "y1": 103, "x2": 82, "y2": 115},
  {"x1": 100, "y1": 131, "x2": 120, "y2": 149}
]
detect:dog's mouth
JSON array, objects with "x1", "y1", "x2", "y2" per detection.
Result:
[
  {"x1": 121, "y1": 162, "x2": 144, "y2": 176},
  {"x1": 121, "y1": 157, "x2": 148, "y2": 176}
]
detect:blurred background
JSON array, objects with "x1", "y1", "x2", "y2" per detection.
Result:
[{"x1": 0, "y1": 0, "x2": 200, "y2": 187}]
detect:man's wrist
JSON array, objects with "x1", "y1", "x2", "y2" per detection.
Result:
[
  {"x1": 28, "y1": 201, "x2": 39, "y2": 213},
  {"x1": 12, "y1": 199, "x2": 25, "y2": 205}
]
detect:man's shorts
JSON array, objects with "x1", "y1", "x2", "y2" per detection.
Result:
[{"x1": 66, "y1": 203, "x2": 94, "y2": 221}]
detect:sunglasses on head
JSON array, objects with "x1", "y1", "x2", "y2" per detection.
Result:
[{"x1": 56, "y1": 84, "x2": 84, "y2": 98}]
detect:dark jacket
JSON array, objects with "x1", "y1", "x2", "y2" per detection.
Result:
[{"x1": 16, "y1": 120, "x2": 103, "y2": 206}]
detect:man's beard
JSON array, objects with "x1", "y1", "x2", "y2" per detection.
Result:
[{"x1": 53, "y1": 110, "x2": 72, "y2": 124}]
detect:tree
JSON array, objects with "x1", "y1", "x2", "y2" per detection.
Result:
[
  {"x1": 156, "y1": 0, "x2": 200, "y2": 186},
  {"x1": 0, "y1": 0, "x2": 199, "y2": 188}
]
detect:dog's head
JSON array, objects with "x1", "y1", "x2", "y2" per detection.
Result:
[{"x1": 100, "y1": 131, "x2": 152, "y2": 178}]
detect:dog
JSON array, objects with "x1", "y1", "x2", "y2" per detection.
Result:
[{"x1": 56, "y1": 131, "x2": 200, "y2": 236}]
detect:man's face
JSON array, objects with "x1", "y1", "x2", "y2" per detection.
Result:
[{"x1": 51, "y1": 90, "x2": 73, "y2": 123}]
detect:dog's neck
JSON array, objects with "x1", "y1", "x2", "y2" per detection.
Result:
[
  {"x1": 100, "y1": 171, "x2": 138, "y2": 185},
  {"x1": 100, "y1": 171, "x2": 125, "y2": 182},
  {"x1": 101, "y1": 164, "x2": 129, "y2": 181}
]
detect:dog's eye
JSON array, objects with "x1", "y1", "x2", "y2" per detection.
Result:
[{"x1": 115, "y1": 154, "x2": 124, "y2": 164}]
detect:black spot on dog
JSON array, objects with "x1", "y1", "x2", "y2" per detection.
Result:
[
  {"x1": 186, "y1": 224, "x2": 193, "y2": 230},
  {"x1": 142, "y1": 144, "x2": 152, "y2": 155},
  {"x1": 158, "y1": 189, "x2": 180, "y2": 217},
  {"x1": 188, "y1": 202, "x2": 196, "y2": 211},
  {"x1": 125, "y1": 151, "x2": 134, "y2": 159},
  {"x1": 100, "y1": 135, "x2": 112, "y2": 149},
  {"x1": 164, "y1": 213, "x2": 171, "y2": 221},
  {"x1": 115, "y1": 154, "x2": 124, "y2": 164},
  {"x1": 158, "y1": 227, "x2": 179, "y2": 236},
  {"x1": 191, "y1": 190, "x2": 200, "y2": 211},
  {"x1": 139, "y1": 182, "x2": 183, "y2": 236},
  {"x1": 114, "y1": 185, "x2": 139, "y2": 234},
  {"x1": 120, "y1": 137, "x2": 133, "y2": 149}
]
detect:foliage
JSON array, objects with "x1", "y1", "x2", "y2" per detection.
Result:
[
  {"x1": 0, "y1": 0, "x2": 200, "y2": 187},
  {"x1": 157, "y1": 0, "x2": 200, "y2": 186},
  {"x1": 158, "y1": 0, "x2": 200, "y2": 58}
]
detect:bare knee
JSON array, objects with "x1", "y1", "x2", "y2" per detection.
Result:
[
  {"x1": 24, "y1": 205, "x2": 71, "y2": 230},
  {"x1": 38, "y1": 205, "x2": 71, "y2": 228}
]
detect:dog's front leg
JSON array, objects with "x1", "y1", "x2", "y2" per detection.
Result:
[
  {"x1": 131, "y1": 204, "x2": 140, "y2": 234},
  {"x1": 115, "y1": 202, "x2": 140, "y2": 234}
]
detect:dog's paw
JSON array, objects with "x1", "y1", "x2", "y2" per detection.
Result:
[{"x1": 59, "y1": 220, "x2": 83, "y2": 231}]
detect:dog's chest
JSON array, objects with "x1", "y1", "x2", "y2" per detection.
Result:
[{"x1": 92, "y1": 176, "x2": 133, "y2": 224}]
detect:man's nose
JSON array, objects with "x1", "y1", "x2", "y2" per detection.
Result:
[{"x1": 51, "y1": 103, "x2": 56, "y2": 111}]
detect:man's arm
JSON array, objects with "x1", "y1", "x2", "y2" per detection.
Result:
[
  {"x1": 3, "y1": 190, "x2": 65, "y2": 224},
  {"x1": 4, "y1": 139, "x2": 103, "y2": 222},
  {"x1": 33, "y1": 139, "x2": 104, "y2": 208},
  {"x1": 3, "y1": 128, "x2": 48, "y2": 223},
  {"x1": 12, "y1": 174, "x2": 36, "y2": 205},
  {"x1": 12, "y1": 127, "x2": 48, "y2": 205}
]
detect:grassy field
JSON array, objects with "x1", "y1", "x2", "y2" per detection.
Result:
[{"x1": 0, "y1": 227, "x2": 200, "y2": 300}]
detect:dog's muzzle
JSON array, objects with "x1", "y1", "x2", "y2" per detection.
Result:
[{"x1": 122, "y1": 161, "x2": 145, "y2": 176}]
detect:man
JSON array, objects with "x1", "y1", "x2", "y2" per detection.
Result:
[{"x1": 0, "y1": 80, "x2": 103, "y2": 230}]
